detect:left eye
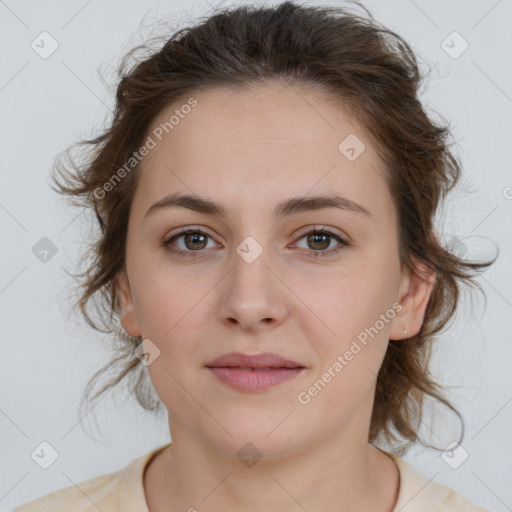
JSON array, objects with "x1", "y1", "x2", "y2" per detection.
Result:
[
  {"x1": 295, "y1": 228, "x2": 342, "y2": 248},
  {"x1": 292, "y1": 228, "x2": 349, "y2": 258}
]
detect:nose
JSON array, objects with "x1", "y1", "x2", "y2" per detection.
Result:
[{"x1": 216, "y1": 240, "x2": 290, "y2": 332}]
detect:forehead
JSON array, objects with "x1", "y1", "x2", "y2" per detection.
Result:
[
  {"x1": 145, "y1": 82, "x2": 372, "y2": 163},
  {"x1": 134, "y1": 82, "x2": 393, "y2": 223}
]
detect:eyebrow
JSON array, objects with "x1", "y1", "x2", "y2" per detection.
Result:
[{"x1": 144, "y1": 192, "x2": 371, "y2": 219}]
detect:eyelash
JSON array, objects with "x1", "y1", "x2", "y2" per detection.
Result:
[{"x1": 161, "y1": 226, "x2": 350, "y2": 259}]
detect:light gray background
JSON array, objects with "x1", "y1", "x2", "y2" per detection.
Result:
[{"x1": 1, "y1": 0, "x2": 511, "y2": 510}]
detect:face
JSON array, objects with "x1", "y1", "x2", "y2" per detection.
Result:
[{"x1": 117, "y1": 81, "x2": 434, "y2": 460}]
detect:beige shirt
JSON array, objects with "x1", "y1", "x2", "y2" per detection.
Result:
[{"x1": 12, "y1": 443, "x2": 493, "y2": 511}]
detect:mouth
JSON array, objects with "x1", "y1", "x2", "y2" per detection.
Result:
[{"x1": 205, "y1": 352, "x2": 306, "y2": 392}]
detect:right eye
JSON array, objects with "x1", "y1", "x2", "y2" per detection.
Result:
[{"x1": 162, "y1": 228, "x2": 219, "y2": 258}]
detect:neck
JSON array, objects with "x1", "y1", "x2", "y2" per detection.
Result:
[{"x1": 145, "y1": 427, "x2": 400, "y2": 512}]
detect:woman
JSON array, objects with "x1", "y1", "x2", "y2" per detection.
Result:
[{"x1": 14, "y1": 1, "x2": 496, "y2": 511}]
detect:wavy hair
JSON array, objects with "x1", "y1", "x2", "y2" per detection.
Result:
[{"x1": 53, "y1": 1, "x2": 496, "y2": 454}]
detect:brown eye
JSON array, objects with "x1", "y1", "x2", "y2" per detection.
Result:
[
  {"x1": 181, "y1": 232, "x2": 208, "y2": 250},
  {"x1": 306, "y1": 232, "x2": 331, "y2": 251},
  {"x1": 162, "y1": 228, "x2": 218, "y2": 257},
  {"x1": 293, "y1": 227, "x2": 349, "y2": 258},
  {"x1": 161, "y1": 226, "x2": 349, "y2": 260}
]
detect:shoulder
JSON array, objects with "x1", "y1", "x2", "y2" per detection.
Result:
[
  {"x1": 390, "y1": 453, "x2": 494, "y2": 512},
  {"x1": 10, "y1": 470, "x2": 121, "y2": 512},
  {"x1": 11, "y1": 444, "x2": 169, "y2": 512}
]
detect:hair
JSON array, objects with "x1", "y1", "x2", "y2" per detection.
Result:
[{"x1": 53, "y1": 0, "x2": 496, "y2": 455}]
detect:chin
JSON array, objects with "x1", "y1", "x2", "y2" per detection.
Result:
[{"x1": 198, "y1": 408, "x2": 308, "y2": 463}]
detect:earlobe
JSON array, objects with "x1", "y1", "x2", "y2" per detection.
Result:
[
  {"x1": 390, "y1": 260, "x2": 436, "y2": 340},
  {"x1": 115, "y1": 270, "x2": 141, "y2": 338}
]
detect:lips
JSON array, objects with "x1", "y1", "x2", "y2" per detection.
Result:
[
  {"x1": 205, "y1": 352, "x2": 306, "y2": 392},
  {"x1": 205, "y1": 352, "x2": 304, "y2": 369}
]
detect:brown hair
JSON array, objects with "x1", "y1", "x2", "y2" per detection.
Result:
[{"x1": 54, "y1": 1, "x2": 496, "y2": 454}]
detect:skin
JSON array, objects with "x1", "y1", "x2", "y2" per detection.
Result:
[{"x1": 116, "y1": 80, "x2": 435, "y2": 512}]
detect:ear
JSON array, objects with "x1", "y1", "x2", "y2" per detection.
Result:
[
  {"x1": 389, "y1": 259, "x2": 436, "y2": 340},
  {"x1": 115, "y1": 270, "x2": 141, "y2": 338}
]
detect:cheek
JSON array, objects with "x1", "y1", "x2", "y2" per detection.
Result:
[
  {"x1": 133, "y1": 276, "x2": 208, "y2": 414},
  {"x1": 297, "y1": 278, "x2": 397, "y2": 419},
  {"x1": 309, "y1": 258, "x2": 400, "y2": 373},
  {"x1": 318, "y1": 274, "x2": 396, "y2": 339},
  {"x1": 131, "y1": 260, "x2": 211, "y2": 339}
]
